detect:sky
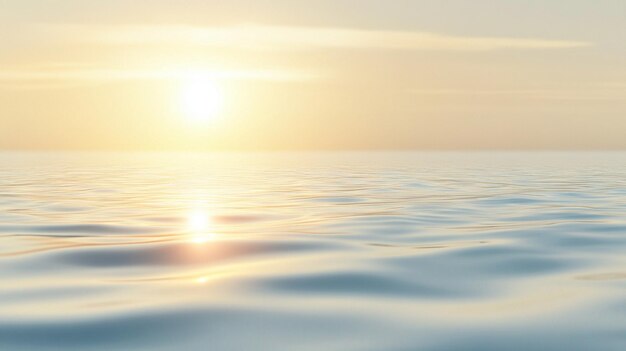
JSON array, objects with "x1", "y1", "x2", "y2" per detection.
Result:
[{"x1": 1, "y1": 0, "x2": 625, "y2": 150}]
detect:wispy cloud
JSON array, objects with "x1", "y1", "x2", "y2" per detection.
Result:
[
  {"x1": 0, "y1": 24, "x2": 590, "y2": 90},
  {"x1": 0, "y1": 68, "x2": 316, "y2": 81},
  {"x1": 409, "y1": 86, "x2": 626, "y2": 101},
  {"x1": 55, "y1": 24, "x2": 591, "y2": 51},
  {"x1": 0, "y1": 66, "x2": 318, "y2": 90}
]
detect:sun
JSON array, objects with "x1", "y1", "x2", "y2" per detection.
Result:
[{"x1": 179, "y1": 72, "x2": 223, "y2": 123}]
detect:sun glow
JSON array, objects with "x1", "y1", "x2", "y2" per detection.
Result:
[
  {"x1": 180, "y1": 72, "x2": 223, "y2": 123},
  {"x1": 187, "y1": 208, "x2": 216, "y2": 243},
  {"x1": 195, "y1": 276, "x2": 209, "y2": 284}
]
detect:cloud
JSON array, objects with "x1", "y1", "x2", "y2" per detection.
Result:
[
  {"x1": 0, "y1": 68, "x2": 316, "y2": 81},
  {"x1": 0, "y1": 66, "x2": 318, "y2": 90},
  {"x1": 54, "y1": 24, "x2": 590, "y2": 51},
  {"x1": 409, "y1": 86, "x2": 626, "y2": 101},
  {"x1": 0, "y1": 24, "x2": 590, "y2": 89}
]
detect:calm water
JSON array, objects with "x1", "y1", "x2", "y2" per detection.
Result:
[{"x1": 1, "y1": 152, "x2": 626, "y2": 351}]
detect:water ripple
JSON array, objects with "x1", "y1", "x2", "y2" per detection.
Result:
[{"x1": 1, "y1": 152, "x2": 626, "y2": 350}]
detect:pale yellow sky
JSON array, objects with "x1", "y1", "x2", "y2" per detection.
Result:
[{"x1": 1, "y1": 0, "x2": 625, "y2": 150}]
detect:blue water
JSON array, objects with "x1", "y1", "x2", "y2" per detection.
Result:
[{"x1": 1, "y1": 152, "x2": 626, "y2": 350}]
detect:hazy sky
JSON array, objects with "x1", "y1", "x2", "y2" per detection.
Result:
[{"x1": 1, "y1": 0, "x2": 625, "y2": 150}]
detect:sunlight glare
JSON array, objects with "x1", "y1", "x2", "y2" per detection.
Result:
[
  {"x1": 195, "y1": 276, "x2": 209, "y2": 284},
  {"x1": 187, "y1": 208, "x2": 215, "y2": 243},
  {"x1": 180, "y1": 72, "x2": 223, "y2": 123}
]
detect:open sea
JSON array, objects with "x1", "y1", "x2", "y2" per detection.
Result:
[{"x1": 1, "y1": 151, "x2": 626, "y2": 351}]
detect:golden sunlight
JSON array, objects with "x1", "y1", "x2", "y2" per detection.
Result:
[
  {"x1": 187, "y1": 208, "x2": 215, "y2": 243},
  {"x1": 179, "y1": 72, "x2": 223, "y2": 123},
  {"x1": 195, "y1": 276, "x2": 209, "y2": 284}
]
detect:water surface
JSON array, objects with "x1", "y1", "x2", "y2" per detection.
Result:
[{"x1": 1, "y1": 152, "x2": 626, "y2": 350}]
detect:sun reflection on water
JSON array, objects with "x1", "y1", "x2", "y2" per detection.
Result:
[{"x1": 187, "y1": 208, "x2": 216, "y2": 243}]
